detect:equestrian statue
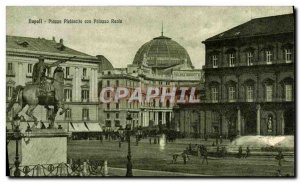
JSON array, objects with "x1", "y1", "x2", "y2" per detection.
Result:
[{"x1": 7, "y1": 55, "x2": 76, "y2": 128}]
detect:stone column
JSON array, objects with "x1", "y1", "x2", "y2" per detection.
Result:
[
  {"x1": 162, "y1": 112, "x2": 166, "y2": 125},
  {"x1": 74, "y1": 67, "x2": 80, "y2": 102},
  {"x1": 256, "y1": 104, "x2": 261, "y2": 135},
  {"x1": 18, "y1": 63, "x2": 24, "y2": 85},
  {"x1": 155, "y1": 112, "x2": 158, "y2": 125},
  {"x1": 237, "y1": 107, "x2": 241, "y2": 136}
]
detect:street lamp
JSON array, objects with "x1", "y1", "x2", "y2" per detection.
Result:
[
  {"x1": 125, "y1": 112, "x2": 133, "y2": 177},
  {"x1": 12, "y1": 120, "x2": 22, "y2": 177}
]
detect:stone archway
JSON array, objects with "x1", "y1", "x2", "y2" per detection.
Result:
[
  {"x1": 284, "y1": 109, "x2": 295, "y2": 135},
  {"x1": 244, "y1": 111, "x2": 257, "y2": 135}
]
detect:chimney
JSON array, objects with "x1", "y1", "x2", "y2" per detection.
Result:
[
  {"x1": 59, "y1": 38, "x2": 63, "y2": 45},
  {"x1": 52, "y1": 36, "x2": 56, "y2": 42},
  {"x1": 96, "y1": 55, "x2": 103, "y2": 60}
]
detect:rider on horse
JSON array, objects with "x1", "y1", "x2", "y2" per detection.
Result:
[{"x1": 32, "y1": 56, "x2": 66, "y2": 86}]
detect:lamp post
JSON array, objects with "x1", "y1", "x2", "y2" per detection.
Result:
[
  {"x1": 125, "y1": 112, "x2": 133, "y2": 177},
  {"x1": 13, "y1": 120, "x2": 22, "y2": 177}
]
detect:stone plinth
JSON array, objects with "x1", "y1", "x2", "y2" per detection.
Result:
[{"x1": 7, "y1": 129, "x2": 70, "y2": 166}]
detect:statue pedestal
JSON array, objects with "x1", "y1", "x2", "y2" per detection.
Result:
[{"x1": 8, "y1": 129, "x2": 70, "y2": 166}]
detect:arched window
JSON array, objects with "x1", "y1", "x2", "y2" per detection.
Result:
[
  {"x1": 226, "y1": 48, "x2": 236, "y2": 67},
  {"x1": 211, "y1": 86, "x2": 219, "y2": 103},
  {"x1": 226, "y1": 81, "x2": 237, "y2": 102},
  {"x1": 244, "y1": 79, "x2": 255, "y2": 102},
  {"x1": 263, "y1": 79, "x2": 274, "y2": 102}
]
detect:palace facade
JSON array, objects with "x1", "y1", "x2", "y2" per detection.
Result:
[{"x1": 174, "y1": 13, "x2": 295, "y2": 137}]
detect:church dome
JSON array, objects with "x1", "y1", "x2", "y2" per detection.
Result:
[{"x1": 133, "y1": 35, "x2": 193, "y2": 68}]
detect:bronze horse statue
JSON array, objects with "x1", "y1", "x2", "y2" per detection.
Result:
[{"x1": 7, "y1": 66, "x2": 66, "y2": 128}]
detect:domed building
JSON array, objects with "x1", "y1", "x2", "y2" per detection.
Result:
[
  {"x1": 98, "y1": 33, "x2": 204, "y2": 131},
  {"x1": 133, "y1": 35, "x2": 193, "y2": 70}
]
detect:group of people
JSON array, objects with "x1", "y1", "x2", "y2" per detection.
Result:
[
  {"x1": 237, "y1": 146, "x2": 251, "y2": 158},
  {"x1": 149, "y1": 136, "x2": 160, "y2": 145}
]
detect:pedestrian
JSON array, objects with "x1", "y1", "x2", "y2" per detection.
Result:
[
  {"x1": 244, "y1": 146, "x2": 250, "y2": 158},
  {"x1": 197, "y1": 146, "x2": 201, "y2": 157},
  {"x1": 220, "y1": 135, "x2": 223, "y2": 144},
  {"x1": 216, "y1": 146, "x2": 220, "y2": 157},
  {"x1": 221, "y1": 146, "x2": 226, "y2": 158},
  {"x1": 100, "y1": 135, "x2": 103, "y2": 143},
  {"x1": 182, "y1": 151, "x2": 187, "y2": 164},
  {"x1": 119, "y1": 140, "x2": 122, "y2": 148},
  {"x1": 158, "y1": 136, "x2": 160, "y2": 144},
  {"x1": 149, "y1": 137, "x2": 152, "y2": 144},
  {"x1": 275, "y1": 150, "x2": 284, "y2": 167},
  {"x1": 215, "y1": 135, "x2": 219, "y2": 145},
  {"x1": 238, "y1": 146, "x2": 243, "y2": 158},
  {"x1": 172, "y1": 154, "x2": 178, "y2": 164},
  {"x1": 135, "y1": 138, "x2": 139, "y2": 146},
  {"x1": 154, "y1": 137, "x2": 157, "y2": 144},
  {"x1": 202, "y1": 148, "x2": 208, "y2": 165}
]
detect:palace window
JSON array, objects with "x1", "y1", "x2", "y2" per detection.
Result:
[
  {"x1": 246, "y1": 85, "x2": 254, "y2": 102},
  {"x1": 212, "y1": 55, "x2": 218, "y2": 68},
  {"x1": 7, "y1": 63, "x2": 13, "y2": 71},
  {"x1": 285, "y1": 49, "x2": 292, "y2": 63},
  {"x1": 229, "y1": 53, "x2": 235, "y2": 67},
  {"x1": 211, "y1": 87, "x2": 218, "y2": 103},
  {"x1": 83, "y1": 68, "x2": 87, "y2": 77},
  {"x1": 27, "y1": 64, "x2": 33, "y2": 74},
  {"x1": 6, "y1": 86, "x2": 13, "y2": 100},
  {"x1": 266, "y1": 51, "x2": 272, "y2": 64},
  {"x1": 81, "y1": 89, "x2": 89, "y2": 102},
  {"x1": 82, "y1": 108, "x2": 89, "y2": 121},
  {"x1": 247, "y1": 52, "x2": 253, "y2": 66},
  {"x1": 265, "y1": 85, "x2": 273, "y2": 102},
  {"x1": 65, "y1": 67, "x2": 70, "y2": 77},
  {"x1": 64, "y1": 89, "x2": 72, "y2": 102},
  {"x1": 107, "y1": 113, "x2": 110, "y2": 119},
  {"x1": 116, "y1": 103, "x2": 119, "y2": 109},
  {"x1": 285, "y1": 84, "x2": 292, "y2": 101},
  {"x1": 105, "y1": 120, "x2": 111, "y2": 127},
  {"x1": 115, "y1": 120, "x2": 120, "y2": 127},
  {"x1": 116, "y1": 113, "x2": 119, "y2": 119},
  {"x1": 65, "y1": 109, "x2": 72, "y2": 119},
  {"x1": 107, "y1": 103, "x2": 110, "y2": 109},
  {"x1": 228, "y1": 86, "x2": 236, "y2": 102}
]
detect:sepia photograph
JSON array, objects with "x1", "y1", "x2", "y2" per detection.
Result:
[{"x1": 5, "y1": 6, "x2": 295, "y2": 177}]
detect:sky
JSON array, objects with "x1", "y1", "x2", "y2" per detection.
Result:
[{"x1": 6, "y1": 6, "x2": 293, "y2": 69}]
